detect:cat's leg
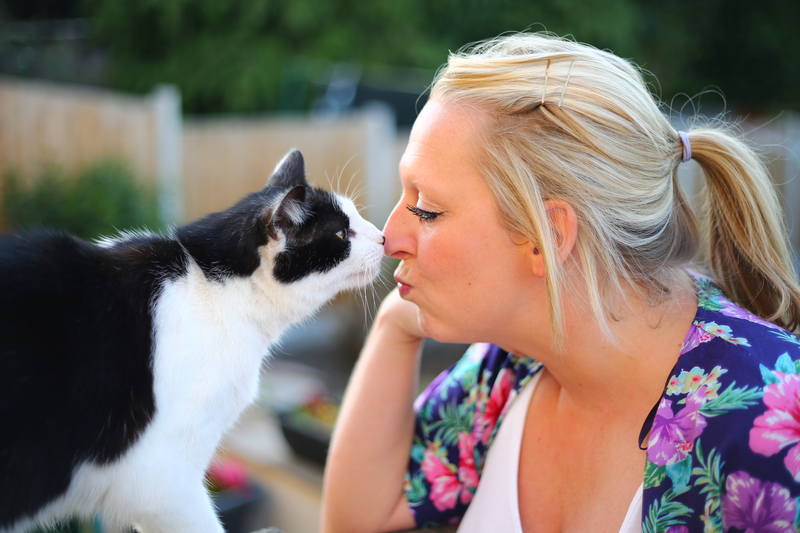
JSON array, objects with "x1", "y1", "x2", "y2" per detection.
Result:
[
  {"x1": 100, "y1": 454, "x2": 224, "y2": 533},
  {"x1": 128, "y1": 484, "x2": 225, "y2": 533}
]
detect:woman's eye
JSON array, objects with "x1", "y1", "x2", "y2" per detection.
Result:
[{"x1": 406, "y1": 204, "x2": 444, "y2": 221}]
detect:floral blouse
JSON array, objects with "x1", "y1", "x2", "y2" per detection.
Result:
[{"x1": 404, "y1": 274, "x2": 800, "y2": 532}]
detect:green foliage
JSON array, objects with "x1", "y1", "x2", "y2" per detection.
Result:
[
  {"x1": 699, "y1": 382, "x2": 763, "y2": 417},
  {"x1": 642, "y1": 486, "x2": 692, "y2": 533},
  {"x1": 692, "y1": 441, "x2": 724, "y2": 531},
  {"x1": 79, "y1": 0, "x2": 800, "y2": 114},
  {"x1": 82, "y1": 0, "x2": 442, "y2": 113},
  {"x1": 1, "y1": 160, "x2": 164, "y2": 241},
  {"x1": 405, "y1": 471, "x2": 429, "y2": 507},
  {"x1": 643, "y1": 460, "x2": 667, "y2": 489},
  {"x1": 427, "y1": 400, "x2": 474, "y2": 447}
]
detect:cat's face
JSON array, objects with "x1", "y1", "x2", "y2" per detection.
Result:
[
  {"x1": 176, "y1": 150, "x2": 384, "y2": 318},
  {"x1": 254, "y1": 151, "x2": 385, "y2": 311}
]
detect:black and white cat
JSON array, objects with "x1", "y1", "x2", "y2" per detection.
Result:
[{"x1": 0, "y1": 150, "x2": 385, "y2": 533}]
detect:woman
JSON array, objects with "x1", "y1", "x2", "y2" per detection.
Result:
[{"x1": 321, "y1": 33, "x2": 800, "y2": 533}]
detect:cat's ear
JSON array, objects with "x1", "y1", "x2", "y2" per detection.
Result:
[
  {"x1": 268, "y1": 150, "x2": 308, "y2": 189},
  {"x1": 267, "y1": 186, "x2": 308, "y2": 238}
]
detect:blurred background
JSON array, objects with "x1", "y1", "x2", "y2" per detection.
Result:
[{"x1": 1, "y1": 0, "x2": 798, "y2": 532}]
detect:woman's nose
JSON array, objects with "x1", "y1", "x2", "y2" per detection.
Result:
[{"x1": 383, "y1": 200, "x2": 415, "y2": 259}]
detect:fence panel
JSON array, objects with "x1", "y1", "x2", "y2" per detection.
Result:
[
  {"x1": 182, "y1": 105, "x2": 397, "y2": 227},
  {"x1": 0, "y1": 77, "x2": 182, "y2": 227}
]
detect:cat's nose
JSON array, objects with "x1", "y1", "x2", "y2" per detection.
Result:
[{"x1": 381, "y1": 235, "x2": 386, "y2": 246}]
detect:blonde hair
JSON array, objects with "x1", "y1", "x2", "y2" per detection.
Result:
[{"x1": 430, "y1": 33, "x2": 800, "y2": 351}]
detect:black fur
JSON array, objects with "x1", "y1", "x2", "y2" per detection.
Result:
[
  {"x1": 0, "y1": 230, "x2": 174, "y2": 523},
  {"x1": 273, "y1": 187, "x2": 352, "y2": 283},
  {"x1": 0, "y1": 150, "x2": 355, "y2": 529}
]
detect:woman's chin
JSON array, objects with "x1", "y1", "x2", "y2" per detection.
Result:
[{"x1": 417, "y1": 313, "x2": 477, "y2": 345}]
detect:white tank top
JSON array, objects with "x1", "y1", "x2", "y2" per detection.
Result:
[{"x1": 457, "y1": 373, "x2": 643, "y2": 533}]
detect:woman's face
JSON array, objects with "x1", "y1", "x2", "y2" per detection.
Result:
[{"x1": 384, "y1": 99, "x2": 539, "y2": 344}]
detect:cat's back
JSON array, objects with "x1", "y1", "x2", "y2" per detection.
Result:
[
  {"x1": 0, "y1": 229, "x2": 180, "y2": 351},
  {"x1": 0, "y1": 229, "x2": 183, "y2": 528}
]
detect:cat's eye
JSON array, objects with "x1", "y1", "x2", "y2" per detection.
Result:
[
  {"x1": 336, "y1": 230, "x2": 346, "y2": 239},
  {"x1": 406, "y1": 204, "x2": 444, "y2": 222}
]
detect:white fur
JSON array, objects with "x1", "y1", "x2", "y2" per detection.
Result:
[{"x1": 4, "y1": 204, "x2": 384, "y2": 533}]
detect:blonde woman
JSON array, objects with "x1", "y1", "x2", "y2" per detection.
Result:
[{"x1": 321, "y1": 33, "x2": 800, "y2": 533}]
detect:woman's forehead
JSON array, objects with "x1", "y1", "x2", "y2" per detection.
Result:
[{"x1": 400, "y1": 100, "x2": 489, "y2": 186}]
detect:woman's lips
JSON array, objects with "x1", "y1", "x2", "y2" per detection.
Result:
[{"x1": 395, "y1": 277, "x2": 412, "y2": 298}]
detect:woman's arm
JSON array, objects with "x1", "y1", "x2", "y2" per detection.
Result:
[{"x1": 321, "y1": 290, "x2": 424, "y2": 533}]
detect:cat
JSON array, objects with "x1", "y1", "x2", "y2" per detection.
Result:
[{"x1": 0, "y1": 150, "x2": 385, "y2": 533}]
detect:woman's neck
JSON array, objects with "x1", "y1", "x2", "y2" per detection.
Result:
[{"x1": 506, "y1": 270, "x2": 697, "y2": 417}]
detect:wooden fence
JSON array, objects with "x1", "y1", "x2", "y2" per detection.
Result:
[
  {"x1": 182, "y1": 104, "x2": 399, "y2": 225},
  {"x1": 0, "y1": 77, "x2": 399, "y2": 230},
  {"x1": 0, "y1": 77, "x2": 183, "y2": 226}
]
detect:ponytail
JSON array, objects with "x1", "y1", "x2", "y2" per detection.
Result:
[{"x1": 689, "y1": 129, "x2": 800, "y2": 332}]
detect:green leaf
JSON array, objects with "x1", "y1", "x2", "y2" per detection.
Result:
[
  {"x1": 405, "y1": 471, "x2": 428, "y2": 507},
  {"x1": 692, "y1": 441, "x2": 725, "y2": 525},
  {"x1": 700, "y1": 382, "x2": 763, "y2": 417},
  {"x1": 776, "y1": 353, "x2": 796, "y2": 374},
  {"x1": 772, "y1": 329, "x2": 800, "y2": 348},
  {"x1": 410, "y1": 442, "x2": 426, "y2": 465},
  {"x1": 642, "y1": 487, "x2": 692, "y2": 533},
  {"x1": 761, "y1": 364, "x2": 781, "y2": 385},
  {"x1": 644, "y1": 460, "x2": 667, "y2": 489},
  {"x1": 794, "y1": 496, "x2": 800, "y2": 530},
  {"x1": 428, "y1": 400, "x2": 474, "y2": 447},
  {"x1": 666, "y1": 455, "x2": 692, "y2": 490}
]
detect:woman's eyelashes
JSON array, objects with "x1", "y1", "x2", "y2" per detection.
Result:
[{"x1": 406, "y1": 204, "x2": 445, "y2": 221}]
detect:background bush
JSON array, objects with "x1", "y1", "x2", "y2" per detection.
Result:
[{"x1": 1, "y1": 159, "x2": 164, "y2": 240}]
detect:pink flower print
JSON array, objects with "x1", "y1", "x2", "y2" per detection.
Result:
[
  {"x1": 474, "y1": 368, "x2": 514, "y2": 445},
  {"x1": 664, "y1": 527, "x2": 689, "y2": 533},
  {"x1": 456, "y1": 432, "x2": 479, "y2": 504},
  {"x1": 666, "y1": 375, "x2": 682, "y2": 395},
  {"x1": 421, "y1": 446, "x2": 460, "y2": 511},
  {"x1": 647, "y1": 392, "x2": 708, "y2": 466},
  {"x1": 749, "y1": 372, "x2": 800, "y2": 480},
  {"x1": 722, "y1": 471, "x2": 796, "y2": 532},
  {"x1": 420, "y1": 436, "x2": 478, "y2": 511}
]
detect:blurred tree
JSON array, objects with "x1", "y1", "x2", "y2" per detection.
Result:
[
  {"x1": 1, "y1": 160, "x2": 164, "y2": 240},
  {"x1": 81, "y1": 0, "x2": 444, "y2": 113},
  {"x1": 79, "y1": 0, "x2": 643, "y2": 114},
  {"x1": 635, "y1": 0, "x2": 800, "y2": 112},
  {"x1": 16, "y1": 0, "x2": 794, "y2": 113}
]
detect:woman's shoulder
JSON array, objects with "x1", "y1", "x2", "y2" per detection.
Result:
[
  {"x1": 641, "y1": 273, "x2": 800, "y2": 532},
  {"x1": 684, "y1": 272, "x2": 800, "y2": 368}
]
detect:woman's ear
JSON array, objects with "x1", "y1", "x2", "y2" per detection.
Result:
[
  {"x1": 546, "y1": 199, "x2": 578, "y2": 261},
  {"x1": 529, "y1": 199, "x2": 578, "y2": 278}
]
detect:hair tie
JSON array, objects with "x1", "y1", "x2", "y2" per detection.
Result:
[{"x1": 678, "y1": 131, "x2": 692, "y2": 163}]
